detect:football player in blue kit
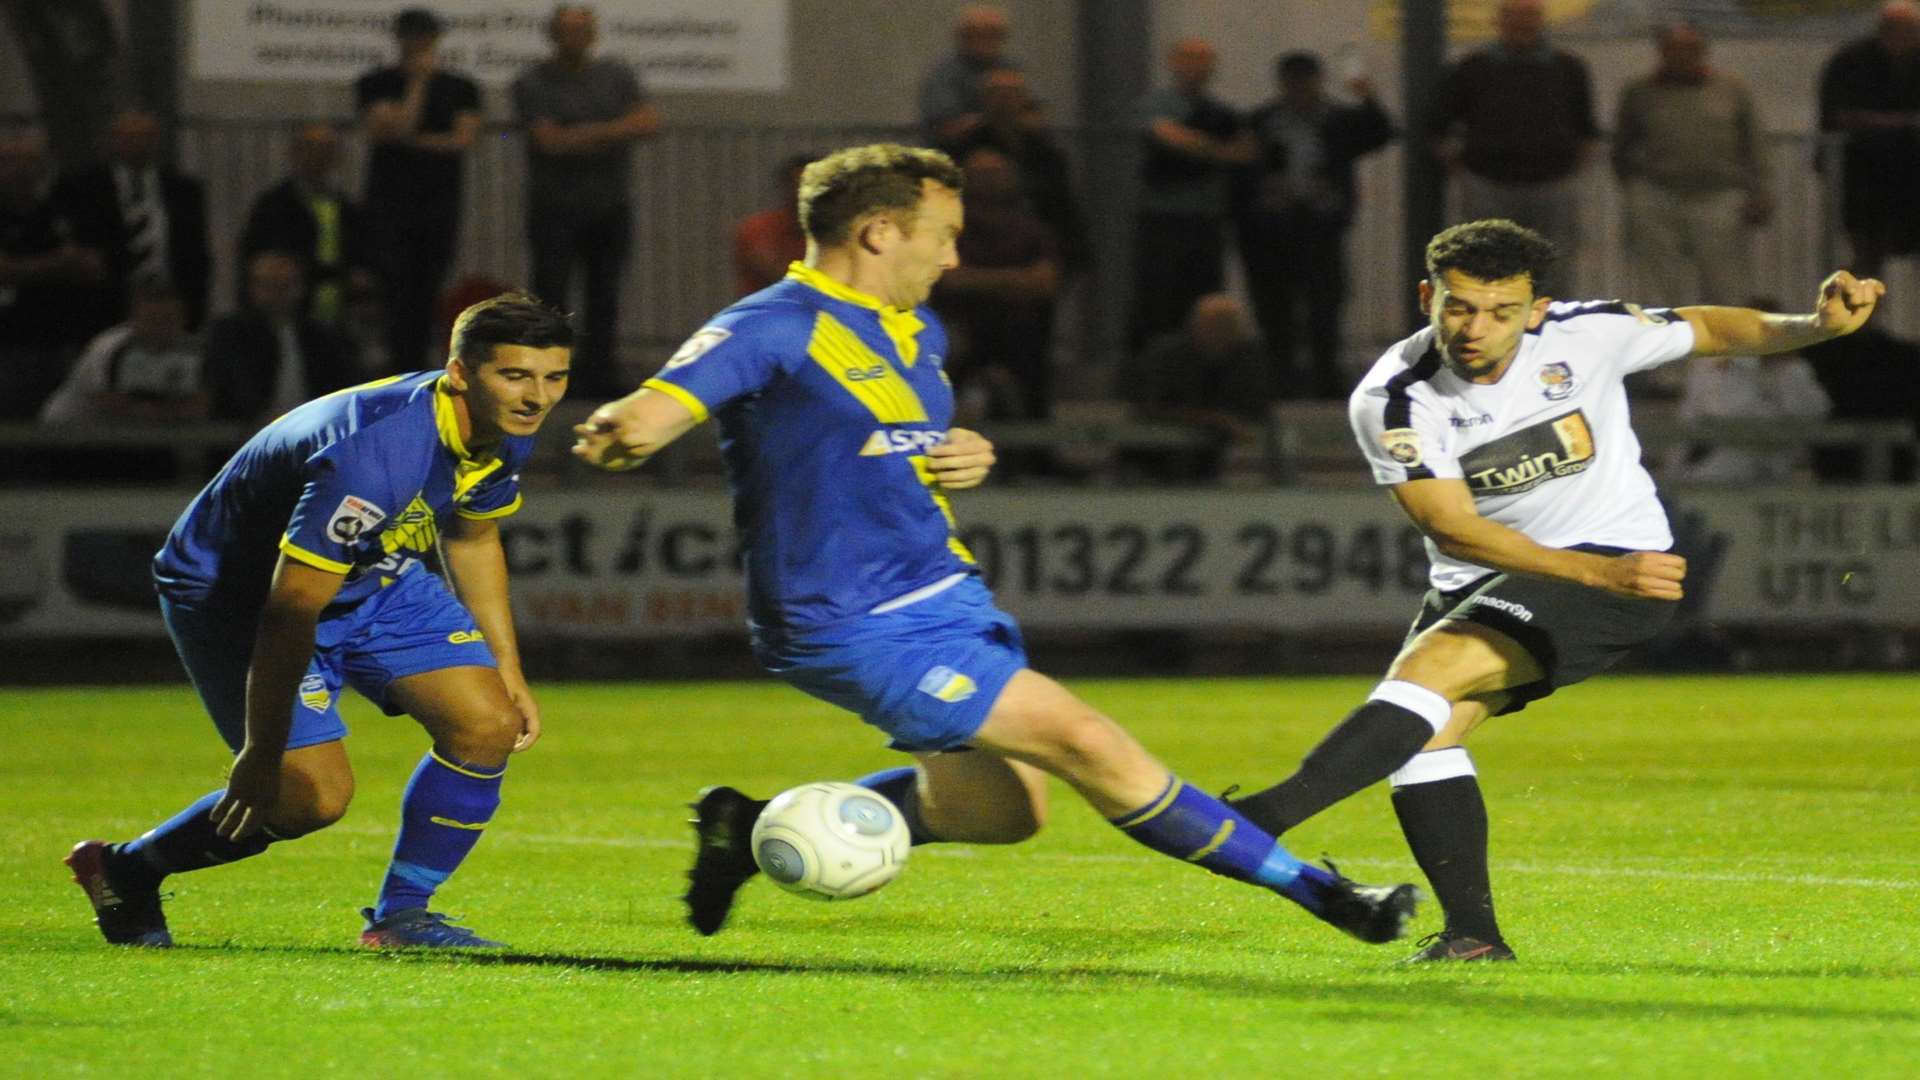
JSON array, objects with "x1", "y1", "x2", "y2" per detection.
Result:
[
  {"x1": 572, "y1": 143, "x2": 1419, "y2": 943},
  {"x1": 66, "y1": 294, "x2": 573, "y2": 949}
]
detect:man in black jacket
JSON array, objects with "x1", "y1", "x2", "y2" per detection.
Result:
[
  {"x1": 201, "y1": 250, "x2": 357, "y2": 425},
  {"x1": 238, "y1": 122, "x2": 366, "y2": 328},
  {"x1": 52, "y1": 108, "x2": 212, "y2": 332},
  {"x1": 1240, "y1": 52, "x2": 1395, "y2": 399}
]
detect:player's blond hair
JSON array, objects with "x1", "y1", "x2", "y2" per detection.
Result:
[{"x1": 797, "y1": 144, "x2": 964, "y2": 247}]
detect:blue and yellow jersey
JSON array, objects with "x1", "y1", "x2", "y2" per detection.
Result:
[
  {"x1": 645, "y1": 263, "x2": 974, "y2": 641},
  {"x1": 153, "y1": 371, "x2": 534, "y2": 614}
]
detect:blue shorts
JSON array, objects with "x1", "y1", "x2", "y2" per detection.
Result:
[
  {"x1": 752, "y1": 576, "x2": 1028, "y2": 753},
  {"x1": 160, "y1": 566, "x2": 497, "y2": 752}
]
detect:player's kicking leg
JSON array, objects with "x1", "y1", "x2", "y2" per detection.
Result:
[
  {"x1": 68, "y1": 740, "x2": 355, "y2": 947},
  {"x1": 968, "y1": 669, "x2": 1418, "y2": 943},
  {"x1": 357, "y1": 665, "x2": 523, "y2": 949}
]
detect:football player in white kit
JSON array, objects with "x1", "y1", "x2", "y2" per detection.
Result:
[{"x1": 1230, "y1": 219, "x2": 1884, "y2": 962}]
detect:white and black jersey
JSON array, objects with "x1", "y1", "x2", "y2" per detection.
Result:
[{"x1": 1350, "y1": 300, "x2": 1696, "y2": 591}]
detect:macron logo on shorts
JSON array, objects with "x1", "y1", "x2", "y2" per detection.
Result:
[
  {"x1": 1470, "y1": 595, "x2": 1535, "y2": 622},
  {"x1": 917, "y1": 665, "x2": 977, "y2": 703}
]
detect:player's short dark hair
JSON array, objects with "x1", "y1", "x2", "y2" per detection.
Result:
[
  {"x1": 450, "y1": 293, "x2": 574, "y2": 367},
  {"x1": 1425, "y1": 219, "x2": 1558, "y2": 291},
  {"x1": 798, "y1": 143, "x2": 964, "y2": 246},
  {"x1": 394, "y1": 7, "x2": 445, "y2": 39},
  {"x1": 1277, "y1": 51, "x2": 1322, "y2": 79}
]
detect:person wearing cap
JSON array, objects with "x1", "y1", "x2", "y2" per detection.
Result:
[{"x1": 355, "y1": 6, "x2": 482, "y2": 372}]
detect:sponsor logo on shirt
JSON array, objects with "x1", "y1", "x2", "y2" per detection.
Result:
[
  {"x1": 1459, "y1": 409, "x2": 1596, "y2": 496},
  {"x1": 1538, "y1": 361, "x2": 1577, "y2": 401},
  {"x1": 1469, "y1": 595, "x2": 1535, "y2": 622},
  {"x1": 859, "y1": 429, "x2": 948, "y2": 456},
  {"x1": 447, "y1": 630, "x2": 486, "y2": 644},
  {"x1": 326, "y1": 495, "x2": 387, "y2": 544},
  {"x1": 663, "y1": 326, "x2": 731, "y2": 369},
  {"x1": 1380, "y1": 427, "x2": 1424, "y2": 467},
  {"x1": 916, "y1": 665, "x2": 977, "y2": 703},
  {"x1": 298, "y1": 673, "x2": 331, "y2": 712},
  {"x1": 1451, "y1": 413, "x2": 1495, "y2": 428}
]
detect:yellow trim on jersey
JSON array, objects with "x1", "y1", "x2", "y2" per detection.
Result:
[
  {"x1": 909, "y1": 455, "x2": 976, "y2": 564},
  {"x1": 641, "y1": 378, "x2": 711, "y2": 424},
  {"x1": 429, "y1": 749, "x2": 506, "y2": 780},
  {"x1": 429, "y1": 816, "x2": 489, "y2": 830},
  {"x1": 809, "y1": 313, "x2": 929, "y2": 423},
  {"x1": 785, "y1": 262, "x2": 925, "y2": 367},
  {"x1": 278, "y1": 536, "x2": 351, "y2": 574},
  {"x1": 314, "y1": 373, "x2": 408, "y2": 402},
  {"x1": 456, "y1": 492, "x2": 524, "y2": 520},
  {"x1": 433, "y1": 376, "x2": 472, "y2": 458}
]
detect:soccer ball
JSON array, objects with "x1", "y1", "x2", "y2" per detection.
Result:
[{"x1": 750, "y1": 782, "x2": 911, "y2": 901}]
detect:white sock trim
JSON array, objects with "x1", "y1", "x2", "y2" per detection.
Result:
[
  {"x1": 1389, "y1": 746, "x2": 1477, "y2": 788},
  {"x1": 1368, "y1": 679, "x2": 1453, "y2": 734}
]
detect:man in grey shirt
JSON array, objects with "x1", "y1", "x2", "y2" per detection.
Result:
[
  {"x1": 918, "y1": 5, "x2": 1018, "y2": 147},
  {"x1": 1614, "y1": 21, "x2": 1770, "y2": 312},
  {"x1": 512, "y1": 4, "x2": 658, "y2": 396}
]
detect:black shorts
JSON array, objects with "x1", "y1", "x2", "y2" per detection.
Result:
[{"x1": 1405, "y1": 546, "x2": 1679, "y2": 716}]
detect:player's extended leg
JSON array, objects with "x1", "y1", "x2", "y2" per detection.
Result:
[
  {"x1": 67, "y1": 742, "x2": 355, "y2": 947},
  {"x1": 358, "y1": 665, "x2": 521, "y2": 949},
  {"x1": 1231, "y1": 621, "x2": 1539, "y2": 838},
  {"x1": 1390, "y1": 695, "x2": 1516, "y2": 963},
  {"x1": 968, "y1": 669, "x2": 1417, "y2": 943}
]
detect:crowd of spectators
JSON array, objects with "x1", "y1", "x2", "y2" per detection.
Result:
[{"x1": 2, "y1": 0, "x2": 1916, "y2": 488}]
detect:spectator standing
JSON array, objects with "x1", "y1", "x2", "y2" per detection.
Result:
[
  {"x1": 201, "y1": 251, "x2": 358, "y2": 425},
  {"x1": 1118, "y1": 293, "x2": 1275, "y2": 483},
  {"x1": 1668, "y1": 352, "x2": 1830, "y2": 486},
  {"x1": 1132, "y1": 38, "x2": 1254, "y2": 348},
  {"x1": 1614, "y1": 22, "x2": 1770, "y2": 310},
  {"x1": 355, "y1": 7, "x2": 481, "y2": 372},
  {"x1": 1818, "y1": 1, "x2": 1920, "y2": 278},
  {"x1": 932, "y1": 146, "x2": 1063, "y2": 426},
  {"x1": 513, "y1": 4, "x2": 658, "y2": 396},
  {"x1": 237, "y1": 121, "x2": 366, "y2": 328},
  {"x1": 918, "y1": 5, "x2": 1018, "y2": 147},
  {"x1": 39, "y1": 279, "x2": 206, "y2": 425},
  {"x1": 0, "y1": 124, "x2": 106, "y2": 419},
  {"x1": 732, "y1": 154, "x2": 810, "y2": 298},
  {"x1": 944, "y1": 67, "x2": 1090, "y2": 272},
  {"x1": 1432, "y1": 0, "x2": 1597, "y2": 269},
  {"x1": 1241, "y1": 51, "x2": 1395, "y2": 400},
  {"x1": 52, "y1": 108, "x2": 212, "y2": 332}
]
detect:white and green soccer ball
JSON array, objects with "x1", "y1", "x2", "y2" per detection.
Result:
[{"x1": 750, "y1": 782, "x2": 911, "y2": 901}]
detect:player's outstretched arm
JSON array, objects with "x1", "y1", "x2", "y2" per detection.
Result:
[
  {"x1": 442, "y1": 516, "x2": 541, "y2": 752},
  {"x1": 214, "y1": 556, "x2": 344, "y2": 840},
  {"x1": 926, "y1": 427, "x2": 997, "y2": 490},
  {"x1": 572, "y1": 387, "x2": 700, "y2": 472},
  {"x1": 1679, "y1": 271, "x2": 1885, "y2": 357},
  {"x1": 1390, "y1": 478, "x2": 1686, "y2": 601}
]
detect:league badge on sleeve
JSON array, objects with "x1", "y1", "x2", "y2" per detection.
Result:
[
  {"x1": 1380, "y1": 427, "x2": 1424, "y2": 467},
  {"x1": 326, "y1": 495, "x2": 387, "y2": 544},
  {"x1": 664, "y1": 327, "x2": 732, "y2": 370},
  {"x1": 1538, "y1": 361, "x2": 1577, "y2": 401}
]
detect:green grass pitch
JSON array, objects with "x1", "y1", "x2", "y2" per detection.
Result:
[{"x1": 4, "y1": 675, "x2": 1916, "y2": 1077}]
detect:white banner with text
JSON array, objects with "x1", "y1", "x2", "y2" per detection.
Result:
[
  {"x1": 189, "y1": 0, "x2": 789, "y2": 92},
  {"x1": 3, "y1": 487, "x2": 1915, "y2": 640}
]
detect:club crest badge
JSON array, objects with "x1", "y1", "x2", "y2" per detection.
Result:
[
  {"x1": 663, "y1": 326, "x2": 731, "y2": 370},
  {"x1": 1380, "y1": 427, "x2": 1424, "y2": 467},
  {"x1": 1538, "y1": 361, "x2": 1576, "y2": 401}
]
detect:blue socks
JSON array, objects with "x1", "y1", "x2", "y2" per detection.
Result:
[
  {"x1": 853, "y1": 766, "x2": 937, "y2": 845},
  {"x1": 115, "y1": 789, "x2": 280, "y2": 890},
  {"x1": 1111, "y1": 775, "x2": 1337, "y2": 912},
  {"x1": 374, "y1": 751, "x2": 505, "y2": 919}
]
